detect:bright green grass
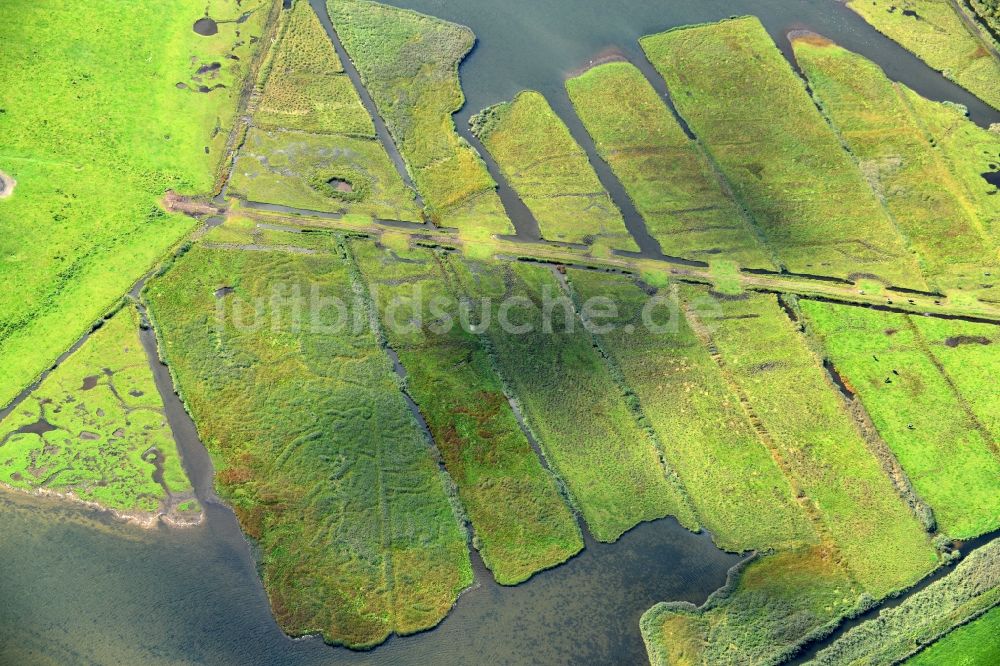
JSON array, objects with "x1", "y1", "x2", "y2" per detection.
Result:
[
  {"x1": 200, "y1": 214, "x2": 338, "y2": 252},
  {"x1": 847, "y1": 0, "x2": 1000, "y2": 111},
  {"x1": 350, "y1": 241, "x2": 583, "y2": 584},
  {"x1": 471, "y1": 90, "x2": 637, "y2": 253},
  {"x1": 229, "y1": 128, "x2": 423, "y2": 221},
  {"x1": 144, "y1": 243, "x2": 471, "y2": 648},
  {"x1": 450, "y1": 257, "x2": 697, "y2": 542},
  {"x1": 256, "y1": 0, "x2": 374, "y2": 136},
  {"x1": 641, "y1": 17, "x2": 926, "y2": 288},
  {"x1": 568, "y1": 270, "x2": 813, "y2": 553},
  {"x1": 0, "y1": 307, "x2": 194, "y2": 516},
  {"x1": 800, "y1": 300, "x2": 1000, "y2": 539},
  {"x1": 909, "y1": 316, "x2": 1000, "y2": 440},
  {"x1": 704, "y1": 290, "x2": 937, "y2": 596},
  {"x1": 565, "y1": 62, "x2": 774, "y2": 269},
  {"x1": 902, "y1": 87, "x2": 1000, "y2": 246},
  {"x1": 794, "y1": 37, "x2": 999, "y2": 299},
  {"x1": 811, "y1": 538, "x2": 1000, "y2": 665},
  {"x1": 328, "y1": 0, "x2": 511, "y2": 238},
  {"x1": 643, "y1": 546, "x2": 864, "y2": 666},
  {"x1": 906, "y1": 605, "x2": 1000, "y2": 666},
  {"x1": 0, "y1": 0, "x2": 268, "y2": 409}
]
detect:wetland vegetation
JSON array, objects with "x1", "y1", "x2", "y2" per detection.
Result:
[{"x1": 3, "y1": 0, "x2": 1000, "y2": 663}]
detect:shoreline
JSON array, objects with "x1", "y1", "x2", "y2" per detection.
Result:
[{"x1": 0, "y1": 481, "x2": 204, "y2": 530}]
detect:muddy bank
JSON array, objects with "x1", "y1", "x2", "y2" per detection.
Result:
[{"x1": 0, "y1": 170, "x2": 16, "y2": 199}]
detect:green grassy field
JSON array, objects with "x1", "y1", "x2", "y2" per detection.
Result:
[
  {"x1": 567, "y1": 270, "x2": 813, "y2": 553},
  {"x1": 329, "y1": 0, "x2": 511, "y2": 238},
  {"x1": 0, "y1": 307, "x2": 195, "y2": 518},
  {"x1": 906, "y1": 605, "x2": 1000, "y2": 666},
  {"x1": 794, "y1": 36, "x2": 999, "y2": 299},
  {"x1": 811, "y1": 538, "x2": 1000, "y2": 665},
  {"x1": 641, "y1": 17, "x2": 926, "y2": 288},
  {"x1": 451, "y1": 258, "x2": 697, "y2": 542},
  {"x1": 0, "y1": 0, "x2": 270, "y2": 410},
  {"x1": 902, "y1": 87, "x2": 1000, "y2": 247},
  {"x1": 704, "y1": 291, "x2": 937, "y2": 595},
  {"x1": 847, "y1": 0, "x2": 1000, "y2": 111},
  {"x1": 350, "y1": 240, "x2": 583, "y2": 584},
  {"x1": 910, "y1": 316, "x2": 1000, "y2": 440},
  {"x1": 144, "y1": 242, "x2": 471, "y2": 648},
  {"x1": 643, "y1": 546, "x2": 865, "y2": 665},
  {"x1": 565, "y1": 62, "x2": 775, "y2": 269},
  {"x1": 471, "y1": 90, "x2": 637, "y2": 253},
  {"x1": 255, "y1": 0, "x2": 373, "y2": 136},
  {"x1": 800, "y1": 300, "x2": 1000, "y2": 539},
  {"x1": 229, "y1": 128, "x2": 423, "y2": 221}
]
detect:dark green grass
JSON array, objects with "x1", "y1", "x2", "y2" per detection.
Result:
[
  {"x1": 565, "y1": 61, "x2": 774, "y2": 269},
  {"x1": 350, "y1": 241, "x2": 582, "y2": 584},
  {"x1": 144, "y1": 242, "x2": 471, "y2": 648},
  {"x1": 800, "y1": 300, "x2": 1000, "y2": 539},
  {"x1": 450, "y1": 257, "x2": 698, "y2": 542},
  {"x1": 641, "y1": 17, "x2": 926, "y2": 288}
]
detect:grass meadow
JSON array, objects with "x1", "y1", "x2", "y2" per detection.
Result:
[
  {"x1": 794, "y1": 36, "x2": 999, "y2": 300},
  {"x1": 0, "y1": 0, "x2": 270, "y2": 409},
  {"x1": 451, "y1": 258, "x2": 698, "y2": 542},
  {"x1": 641, "y1": 17, "x2": 926, "y2": 288},
  {"x1": 350, "y1": 241, "x2": 583, "y2": 585},
  {"x1": 568, "y1": 269, "x2": 813, "y2": 553},
  {"x1": 565, "y1": 61, "x2": 775, "y2": 269},
  {"x1": 847, "y1": 0, "x2": 1000, "y2": 110},
  {"x1": 800, "y1": 300, "x2": 1000, "y2": 539},
  {"x1": 329, "y1": 0, "x2": 511, "y2": 238},
  {"x1": 471, "y1": 90, "x2": 638, "y2": 253},
  {"x1": 145, "y1": 242, "x2": 471, "y2": 648}
]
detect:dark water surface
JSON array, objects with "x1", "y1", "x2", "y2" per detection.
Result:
[{"x1": 4, "y1": 2, "x2": 999, "y2": 664}]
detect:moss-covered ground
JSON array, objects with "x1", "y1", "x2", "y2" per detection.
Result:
[
  {"x1": 0, "y1": 307, "x2": 196, "y2": 520},
  {"x1": 811, "y1": 538, "x2": 1000, "y2": 665},
  {"x1": 847, "y1": 0, "x2": 1000, "y2": 111},
  {"x1": 800, "y1": 300, "x2": 1000, "y2": 539},
  {"x1": 565, "y1": 61, "x2": 775, "y2": 269},
  {"x1": 144, "y1": 241, "x2": 471, "y2": 648},
  {"x1": 567, "y1": 269, "x2": 813, "y2": 553},
  {"x1": 328, "y1": 0, "x2": 511, "y2": 239},
  {"x1": 471, "y1": 91, "x2": 637, "y2": 253},
  {"x1": 350, "y1": 241, "x2": 582, "y2": 584},
  {"x1": 0, "y1": 0, "x2": 269, "y2": 409},
  {"x1": 641, "y1": 17, "x2": 926, "y2": 288},
  {"x1": 451, "y1": 258, "x2": 698, "y2": 542},
  {"x1": 794, "y1": 36, "x2": 999, "y2": 300}
]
